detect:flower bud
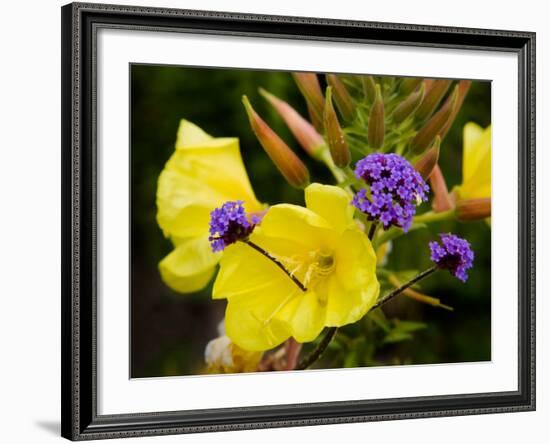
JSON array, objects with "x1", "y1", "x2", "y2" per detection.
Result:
[
  {"x1": 430, "y1": 165, "x2": 455, "y2": 212},
  {"x1": 393, "y1": 83, "x2": 426, "y2": 124},
  {"x1": 362, "y1": 75, "x2": 377, "y2": 102},
  {"x1": 323, "y1": 86, "x2": 350, "y2": 167},
  {"x1": 456, "y1": 198, "x2": 491, "y2": 221},
  {"x1": 400, "y1": 77, "x2": 422, "y2": 95},
  {"x1": 368, "y1": 84, "x2": 385, "y2": 149},
  {"x1": 292, "y1": 72, "x2": 324, "y2": 131},
  {"x1": 410, "y1": 86, "x2": 458, "y2": 155},
  {"x1": 306, "y1": 102, "x2": 323, "y2": 133},
  {"x1": 259, "y1": 88, "x2": 325, "y2": 159},
  {"x1": 439, "y1": 80, "x2": 472, "y2": 139},
  {"x1": 242, "y1": 95, "x2": 310, "y2": 189},
  {"x1": 414, "y1": 136, "x2": 440, "y2": 179},
  {"x1": 415, "y1": 79, "x2": 452, "y2": 121},
  {"x1": 326, "y1": 74, "x2": 355, "y2": 122}
]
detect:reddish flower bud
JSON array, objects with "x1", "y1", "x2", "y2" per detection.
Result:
[
  {"x1": 259, "y1": 88, "x2": 325, "y2": 159},
  {"x1": 242, "y1": 95, "x2": 310, "y2": 189},
  {"x1": 393, "y1": 83, "x2": 426, "y2": 124},
  {"x1": 410, "y1": 86, "x2": 458, "y2": 155},
  {"x1": 439, "y1": 80, "x2": 472, "y2": 140},
  {"x1": 326, "y1": 74, "x2": 355, "y2": 122},
  {"x1": 292, "y1": 72, "x2": 324, "y2": 132},
  {"x1": 414, "y1": 136, "x2": 440, "y2": 180},
  {"x1": 362, "y1": 75, "x2": 377, "y2": 103},
  {"x1": 456, "y1": 198, "x2": 491, "y2": 221},
  {"x1": 368, "y1": 84, "x2": 385, "y2": 149},
  {"x1": 429, "y1": 165, "x2": 455, "y2": 213},
  {"x1": 323, "y1": 86, "x2": 351, "y2": 167},
  {"x1": 415, "y1": 79, "x2": 452, "y2": 121},
  {"x1": 400, "y1": 77, "x2": 423, "y2": 95}
]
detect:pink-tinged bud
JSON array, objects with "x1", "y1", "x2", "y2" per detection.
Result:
[
  {"x1": 415, "y1": 79, "x2": 452, "y2": 121},
  {"x1": 324, "y1": 86, "x2": 351, "y2": 167},
  {"x1": 292, "y1": 72, "x2": 324, "y2": 131},
  {"x1": 400, "y1": 77, "x2": 423, "y2": 95},
  {"x1": 368, "y1": 84, "x2": 385, "y2": 149},
  {"x1": 430, "y1": 165, "x2": 455, "y2": 213},
  {"x1": 393, "y1": 83, "x2": 426, "y2": 124},
  {"x1": 259, "y1": 88, "x2": 325, "y2": 159},
  {"x1": 362, "y1": 75, "x2": 377, "y2": 103},
  {"x1": 306, "y1": 102, "x2": 323, "y2": 133},
  {"x1": 410, "y1": 86, "x2": 458, "y2": 155},
  {"x1": 414, "y1": 136, "x2": 440, "y2": 179},
  {"x1": 326, "y1": 74, "x2": 355, "y2": 122},
  {"x1": 439, "y1": 80, "x2": 472, "y2": 139},
  {"x1": 456, "y1": 198, "x2": 491, "y2": 221},
  {"x1": 242, "y1": 95, "x2": 310, "y2": 189}
]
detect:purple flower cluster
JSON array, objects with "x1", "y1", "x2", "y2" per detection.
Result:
[
  {"x1": 351, "y1": 153, "x2": 429, "y2": 231},
  {"x1": 429, "y1": 233, "x2": 474, "y2": 282},
  {"x1": 208, "y1": 201, "x2": 258, "y2": 252}
]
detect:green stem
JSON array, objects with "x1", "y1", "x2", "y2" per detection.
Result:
[
  {"x1": 319, "y1": 148, "x2": 347, "y2": 183},
  {"x1": 373, "y1": 223, "x2": 425, "y2": 249},
  {"x1": 368, "y1": 222, "x2": 378, "y2": 240},
  {"x1": 372, "y1": 265, "x2": 438, "y2": 309},
  {"x1": 414, "y1": 209, "x2": 456, "y2": 224},
  {"x1": 296, "y1": 327, "x2": 338, "y2": 370}
]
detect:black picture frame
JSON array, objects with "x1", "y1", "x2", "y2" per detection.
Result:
[{"x1": 61, "y1": 2, "x2": 536, "y2": 440}]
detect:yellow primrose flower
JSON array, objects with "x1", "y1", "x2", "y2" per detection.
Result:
[
  {"x1": 212, "y1": 183, "x2": 380, "y2": 351},
  {"x1": 455, "y1": 122, "x2": 491, "y2": 200},
  {"x1": 157, "y1": 120, "x2": 263, "y2": 293}
]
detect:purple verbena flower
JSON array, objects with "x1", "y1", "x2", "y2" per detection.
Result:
[
  {"x1": 208, "y1": 201, "x2": 257, "y2": 252},
  {"x1": 429, "y1": 233, "x2": 474, "y2": 282},
  {"x1": 351, "y1": 153, "x2": 429, "y2": 231}
]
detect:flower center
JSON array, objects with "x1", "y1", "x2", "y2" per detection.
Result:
[
  {"x1": 299, "y1": 250, "x2": 336, "y2": 289},
  {"x1": 315, "y1": 251, "x2": 335, "y2": 275}
]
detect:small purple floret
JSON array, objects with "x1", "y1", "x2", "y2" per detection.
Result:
[
  {"x1": 351, "y1": 153, "x2": 429, "y2": 231},
  {"x1": 429, "y1": 233, "x2": 474, "y2": 282},
  {"x1": 208, "y1": 201, "x2": 256, "y2": 252}
]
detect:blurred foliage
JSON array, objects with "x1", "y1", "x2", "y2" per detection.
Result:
[{"x1": 131, "y1": 64, "x2": 491, "y2": 377}]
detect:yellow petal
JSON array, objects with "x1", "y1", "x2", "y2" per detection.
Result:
[
  {"x1": 327, "y1": 229, "x2": 379, "y2": 325},
  {"x1": 225, "y1": 298, "x2": 291, "y2": 351},
  {"x1": 462, "y1": 122, "x2": 483, "y2": 178},
  {"x1": 175, "y1": 119, "x2": 213, "y2": 148},
  {"x1": 159, "y1": 237, "x2": 220, "y2": 293},
  {"x1": 276, "y1": 290, "x2": 326, "y2": 343},
  {"x1": 213, "y1": 242, "x2": 301, "y2": 351},
  {"x1": 304, "y1": 183, "x2": 355, "y2": 234},
  {"x1": 334, "y1": 229, "x2": 378, "y2": 291},
  {"x1": 156, "y1": 169, "x2": 213, "y2": 239},
  {"x1": 157, "y1": 132, "x2": 262, "y2": 240},
  {"x1": 324, "y1": 276, "x2": 379, "y2": 326},
  {"x1": 460, "y1": 123, "x2": 491, "y2": 199},
  {"x1": 259, "y1": 204, "x2": 336, "y2": 251}
]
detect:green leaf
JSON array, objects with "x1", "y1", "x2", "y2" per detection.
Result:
[
  {"x1": 367, "y1": 308, "x2": 391, "y2": 332},
  {"x1": 392, "y1": 319, "x2": 428, "y2": 333},
  {"x1": 383, "y1": 319, "x2": 427, "y2": 344},
  {"x1": 384, "y1": 331, "x2": 413, "y2": 344},
  {"x1": 344, "y1": 351, "x2": 358, "y2": 368}
]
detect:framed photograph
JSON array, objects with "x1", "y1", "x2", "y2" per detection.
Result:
[{"x1": 61, "y1": 2, "x2": 536, "y2": 440}]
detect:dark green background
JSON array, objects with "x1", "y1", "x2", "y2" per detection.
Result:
[{"x1": 130, "y1": 65, "x2": 491, "y2": 378}]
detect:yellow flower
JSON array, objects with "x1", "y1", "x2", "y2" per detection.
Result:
[
  {"x1": 157, "y1": 120, "x2": 263, "y2": 293},
  {"x1": 455, "y1": 122, "x2": 491, "y2": 200},
  {"x1": 213, "y1": 183, "x2": 380, "y2": 351}
]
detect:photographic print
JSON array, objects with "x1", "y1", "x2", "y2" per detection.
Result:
[
  {"x1": 62, "y1": 5, "x2": 535, "y2": 438},
  {"x1": 130, "y1": 66, "x2": 491, "y2": 377}
]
